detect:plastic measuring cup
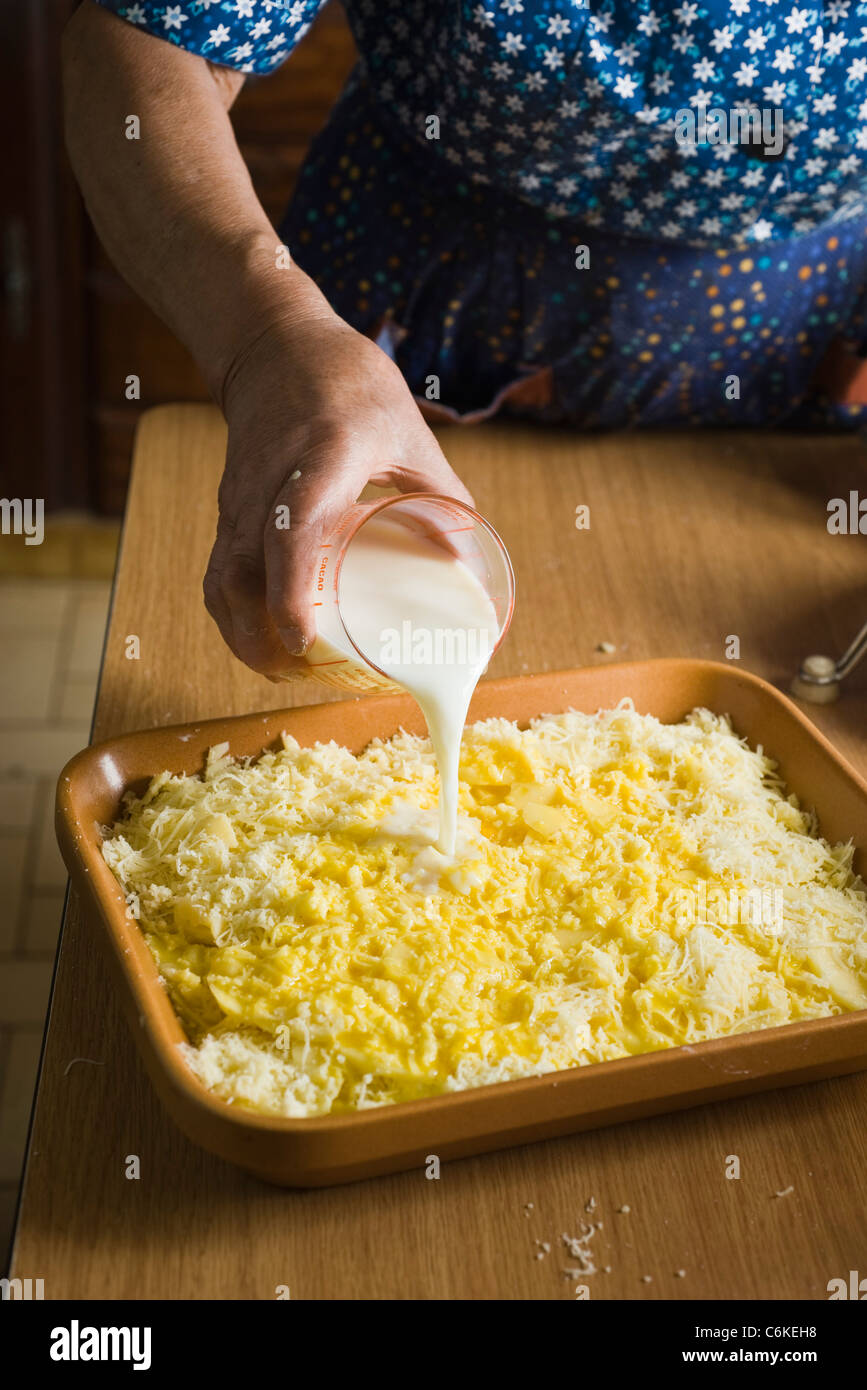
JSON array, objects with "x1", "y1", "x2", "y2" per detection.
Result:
[{"x1": 303, "y1": 493, "x2": 515, "y2": 692}]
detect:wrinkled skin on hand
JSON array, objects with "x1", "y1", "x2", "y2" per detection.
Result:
[{"x1": 203, "y1": 315, "x2": 473, "y2": 680}]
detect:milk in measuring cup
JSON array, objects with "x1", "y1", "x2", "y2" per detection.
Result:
[{"x1": 305, "y1": 512, "x2": 502, "y2": 856}]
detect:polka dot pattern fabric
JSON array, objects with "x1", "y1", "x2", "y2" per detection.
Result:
[{"x1": 94, "y1": 0, "x2": 867, "y2": 425}]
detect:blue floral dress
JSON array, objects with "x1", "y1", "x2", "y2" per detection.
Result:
[{"x1": 95, "y1": 0, "x2": 867, "y2": 427}]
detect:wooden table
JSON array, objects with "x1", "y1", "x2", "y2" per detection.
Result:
[{"x1": 11, "y1": 405, "x2": 867, "y2": 1299}]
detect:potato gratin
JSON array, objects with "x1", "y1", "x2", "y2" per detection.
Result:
[{"x1": 101, "y1": 703, "x2": 867, "y2": 1117}]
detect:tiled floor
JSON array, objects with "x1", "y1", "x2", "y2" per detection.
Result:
[{"x1": 0, "y1": 575, "x2": 113, "y2": 1266}]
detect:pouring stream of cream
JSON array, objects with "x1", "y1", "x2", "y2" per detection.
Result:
[{"x1": 336, "y1": 515, "x2": 501, "y2": 855}]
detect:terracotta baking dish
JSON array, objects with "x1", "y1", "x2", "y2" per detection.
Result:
[{"x1": 55, "y1": 660, "x2": 867, "y2": 1186}]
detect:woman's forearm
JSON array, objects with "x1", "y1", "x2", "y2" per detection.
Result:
[
  {"x1": 61, "y1": 2, "x2": 333, "y2": 402},
  {"x1": 62, "y1": 3, "x2": 471, "y2": 679}
]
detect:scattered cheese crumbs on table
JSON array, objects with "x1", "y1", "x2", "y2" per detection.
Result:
[
  {"x1": 100, "y1": 703, "x2": 867, "y2": 1117},
  {"x1": 617, "y1": 1204, "x2": 631, "y2": 1214},
  {"x1": 641, "y1": 1274, "x2": 653, "y2": 1283},
  {"x1": 773, "y1": 1185, "x2": 795, "y2": 1198},
  {"x1": 561, "y1": 1223, "x2": 600, "y2": 1276},
  {"x1": 675, "y1": 1269, "x2": 686, "y2": 1278},
  {"x1": 596, "y1": 641, "x2": 617, "y2": 654},
  {"x1": 584, "y1": 1195, "x2": 597, "y2": 1213}
]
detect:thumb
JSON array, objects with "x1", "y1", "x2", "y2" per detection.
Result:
[{"x1": 371, "y1": 433, "x2": 475, "y2": 510}]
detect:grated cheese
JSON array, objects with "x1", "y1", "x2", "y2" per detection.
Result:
[{"x1": 100, "y1": 703, "x2": 867, "y2": 1117}]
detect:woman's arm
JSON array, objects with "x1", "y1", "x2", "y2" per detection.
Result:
[{"x1": 62, "y1": 3, "x2": 471, "y2": 677}]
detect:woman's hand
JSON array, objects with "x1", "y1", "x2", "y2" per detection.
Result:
[{"x1": 203, "y1": 311, "x2": 474, "y2": 679}]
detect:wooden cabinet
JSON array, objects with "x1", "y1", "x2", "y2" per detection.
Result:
[
  {"x1": 1, "y1": 0, "x2": 88, "y2": 511},
  {"x1": 2, "y1": 1, "x2": 356, "y2": 514}
]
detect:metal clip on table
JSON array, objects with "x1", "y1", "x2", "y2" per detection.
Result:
[{"x1": 792, "y1": 619, "x2": 867, "y2": 703}]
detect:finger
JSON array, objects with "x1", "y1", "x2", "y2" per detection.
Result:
[
  {"x1": 370, "y1": 434, "x2": 479, "y2": 560},
  {"x1": 203, "y1": 523, "x2": 237, "y2": 654},
  {"x1": 372, "y1": 438, "x2": 475, "y2": 509},
  {"x1": 210, "y1": 512, "x2": 302, "y2": 677},
  {"x1": 222, "y1": 548, "x2": 291, "y2": 675},
  {"x1": 263, "y1": 460, "x2": 362, "y2": 657}
]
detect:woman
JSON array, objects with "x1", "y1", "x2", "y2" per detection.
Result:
[{"x1": 63, "y1": 1, "x2": 867, "y2": 677}]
